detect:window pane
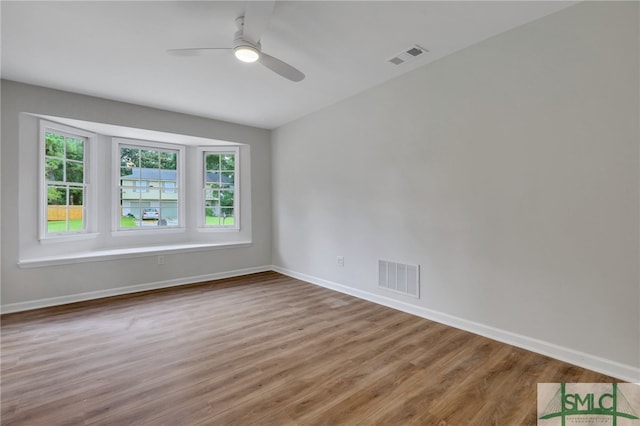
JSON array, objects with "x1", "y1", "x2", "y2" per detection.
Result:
[
  {"x1": 120, "y1": 198, "x2": 138, "y2": 227},
  {"x1": 221, "y1": 154, "x2": 235, "y2": 171},
  {"x1": 65, "y1": 137, "x2": 84, "y2": 161},
  {"x1": 134, "y1": 181, "x2": 148, "y2": 192},
  {"x1": 219, "y1": 190, "x2": 234, "y2": 207},
  {"x1": 205, "y1": 154, "x2": 220, "y2": 171},
  {"x1": 219, "y1": 208, "x2": 234, "y2": 225},
  {"x1": 68, "y1": 216, "x2": 83, "y2": 231},
  {"x1": 45, "y1": 133, "x2": 64, "y2": 158},
  {"x1": 128, "y1": 208, "x2": 141, "y2": 221},
  {"x1": 69, "y1": 188, "x2": 83, "y2": 206},
  {"x1": 209, "y1": 190, "x2": 218, "y2": 202},
  {"x1": 205, "y1": 189, "x2": 220, "y2": 203},
  {"x1": 221, "y1": 172, "x2": 235, "y2": 188},
  {"x1": 120, "y1": 215, "x2": 137, "y2": 228},
  {"x1": 48, "y1": 185, "x2": 67, "y2": 205},
  {"x1": 205, "y1": 170, "x2": 220, "y2": 184},
  {"x1": 160, "y1": 151, "x2": 177, "y2": 170},
  {"x1": 66, "y1": 161, "x2": 84, "y2": 183},
  {"x1": 47, "y1": 186, "x2": 68, "y2": 232},
  {"x1": 121, "y1": 147, "x2": 140, "y2": 167},
  {"x1": 159, "y1": 169, "x2": 176, "y2": 184},
  {"x1": 205, "y1": 200, "x2": 220, "y2": 225},
  {"x1": 69, "y1": 189, "x2": 84, "y2": 230},
  {"x1": 162, "y1": 181, "x2": 176, "y2": 195},
  {"x1": 46, "y1": 158, "x2": 64, "y2": 181},
  {"x1": 146, "y1": 188, "x2": 160, "y2": 202},
  {"x1": 121, "y1": 165, "x2": 135, "y2": 179},
  {"x1": 47, "y1": 209, "x2": 68, "y2": 232},
  {"x1": 161, "y1": 202, "x2": 178, "y2": 224},
  {"x1": 206, "y1": 196, "x2": 229, "y2": 225},
  {"x1": 141, "y1": 149, "x2": 159, "y2": 169}
]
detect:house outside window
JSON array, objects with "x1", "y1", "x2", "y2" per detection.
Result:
[
  {"x1": 133, "y1": 180, "x2": 148, "y2": 193},
  {"x1": 117, "y1": 141, "x2": 182, "y2": 229},
  {"x1": 162, "y1": 181, "x2": 176, "y2": 194}
]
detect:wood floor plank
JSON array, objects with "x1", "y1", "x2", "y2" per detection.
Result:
[{"x1": 1, "y1": 271, "x2": 620, "y2": 425}]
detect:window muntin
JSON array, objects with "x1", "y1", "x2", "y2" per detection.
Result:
[
  {"x1": 118, "y1": 143, "x2": 180, "y2": 230},
  {"x1": 43, "y1": 129, "x2": 88, "y2": 235},
  {"x1": 204, "y1": 150, "x2": 238, "y2": 228}
]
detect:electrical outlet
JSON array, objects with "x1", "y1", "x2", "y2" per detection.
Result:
[
  {"x1": 337, "y1": 256, "x2": 344, "y2": 267},
  {"x1": 157, "y1": 255, "x2": 165, "y2": 265}
]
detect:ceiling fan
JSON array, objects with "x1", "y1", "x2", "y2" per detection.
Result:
[{"x1": 168, "y1": 1, "x2": 305, "y2": 82}]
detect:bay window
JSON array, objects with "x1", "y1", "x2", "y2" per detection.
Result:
[{"x1": 27, "y1": 115, "x2": 250, "y2": 267}]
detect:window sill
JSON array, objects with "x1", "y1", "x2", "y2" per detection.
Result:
[{"x1": 17, "y1": 241, "x2": 252, "y2": 269}]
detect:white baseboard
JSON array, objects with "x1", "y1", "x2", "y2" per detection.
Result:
[
  {"x1": 0, "y1": 266, "x2": 271, "y2": 314},
  {"x1": 4, "y1": 263, "x2": 638, "y2": 382},
  {"x1": 272, "y1": 265, "x2": 640, "y2": 383}
]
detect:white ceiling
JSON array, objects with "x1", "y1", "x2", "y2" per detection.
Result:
[{"x1": 1, "y1": 1, "x2": 576, "y2": 129}]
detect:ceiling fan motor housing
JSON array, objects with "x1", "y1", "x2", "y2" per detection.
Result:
[
  {"x1": 233, "y1": 37, "x2": 261, "y2": 52},
  {"x1": 233, "y1": 16, "x2": 261, "y2": 62}
]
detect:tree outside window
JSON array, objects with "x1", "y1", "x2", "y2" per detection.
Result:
[
  {"x1": 45, "y1": 131, "x2": 86, "y2": 233},
  {"x1": 204, "y1": 152, "x2": 236, "y2": 227}
]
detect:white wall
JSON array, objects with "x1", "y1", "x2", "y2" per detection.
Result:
[
  {"x1": 1, "y1": 81, "x2": 272, "y2": 308},
  {"x1": 272, "y1": 1, "x2": 639, "y2": 378}
]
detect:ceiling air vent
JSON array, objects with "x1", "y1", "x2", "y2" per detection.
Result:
[{"x1": 387, "y1": 44, "x2": 428, "y2": 66}]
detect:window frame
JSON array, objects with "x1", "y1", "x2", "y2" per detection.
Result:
[
  {"x1": 112, "y1": 138, "x2": 186, "y2": 234},
  {"x1": 199, "y1": 146, "x2": 240, "y2": 231},
  {"x1": 39, "y1": 120, "x2": 97, "y2": 241}
]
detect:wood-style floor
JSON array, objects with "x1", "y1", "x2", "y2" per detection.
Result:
[{"x1": 1, "y1": 271, "x2": 618, "y2": 425}]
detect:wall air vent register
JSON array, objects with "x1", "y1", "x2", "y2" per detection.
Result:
[{"x1": 378, "y1": 260, "x2": 420, "y2": 298}]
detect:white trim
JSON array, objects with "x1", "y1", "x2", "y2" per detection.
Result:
[
  {"x1": 18, "y1": 241, "x2": 252, "y2": 268},
  {"x1": 271, "y1": 266, "x2": 640, "y2": 383},
  {"x1": 33, "y1": 114, "x2": 242, "y2": 147},
  {"x1": 1, "y1": 266, "x2": 271, "y2": 314}
]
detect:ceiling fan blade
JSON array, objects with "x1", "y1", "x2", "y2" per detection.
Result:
[
  {"x1": 242, "y1": 1, "x2": 275, "y2": 44},
  {"x1": 167, "y1": 48, "x2": 231, "y2": 56},
  {"x1": 259, "y1": 52, "x2": 305, "y2": 82}
]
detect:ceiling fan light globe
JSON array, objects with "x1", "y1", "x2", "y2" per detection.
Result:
[{"x1": 234, "y1": 46, "x2": 260, "y2": 63}]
